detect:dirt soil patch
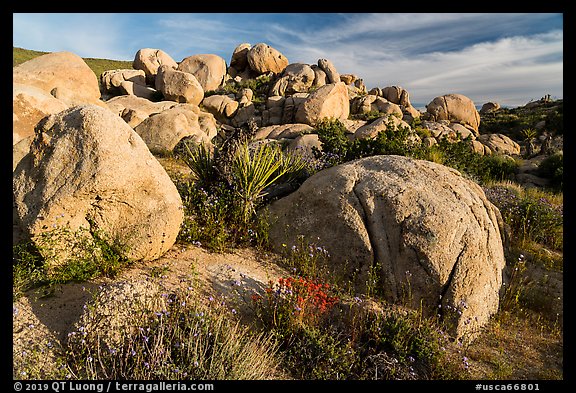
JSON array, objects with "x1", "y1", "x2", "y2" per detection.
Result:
[{"x1": 13, "y1": 244, "x2": 289, "y2": 378}]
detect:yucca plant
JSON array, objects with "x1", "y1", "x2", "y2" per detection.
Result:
[
  {"x1": 275, "y1": 146, "x2": 309, "y2": 183},
  {"x1": 520, "y1": 128, "x2": 538, "y2": 141},
  {"x1": 180, "y1": 141, "x2": 217, "y2": 186},
  {"x1": 231, "y1": 142, "x2": 307, "y2": 224},
  {"x1": 231, "y1": 142, "x2": 286, "y2": 224}
]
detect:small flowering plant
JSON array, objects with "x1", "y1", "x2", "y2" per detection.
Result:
[{"x1": 252, "y1": 276, "x2": 339, "y2": 329}]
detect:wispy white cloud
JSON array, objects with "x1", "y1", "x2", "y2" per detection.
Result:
[{"x1": 264, "y1": 16, "x2": 563, "y2": 108}]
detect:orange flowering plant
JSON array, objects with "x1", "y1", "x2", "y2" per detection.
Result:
[{"x1": 252, "y1": 276, "x2": 339, "y2": 329}]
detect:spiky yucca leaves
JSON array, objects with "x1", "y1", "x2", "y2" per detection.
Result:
[
  {"x1": 231, "y1": 142, "x2": 298, "y2": 224},
  {"x1": 181, "y1": 142, "x2": 217, "y2": 186}
]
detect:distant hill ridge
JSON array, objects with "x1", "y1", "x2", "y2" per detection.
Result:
[{"x1": 13, "y1": 47, "x2": 133, "y2": 83}]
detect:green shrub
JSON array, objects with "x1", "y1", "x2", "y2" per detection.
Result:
[
  {"x1": 520, "y1": 128, "x2": 538, "y2": 141},
  {"x1": 537, "y1": 153, "x2": 563, "y2": 191},
  {"x1": 13, "y1": 226, "x2": 129, "y2": 298},
  {"x1": 483, "y1": 184, "x2": 563, "y2": 251},
  {"x1": 280, "y1": 325, "x2": 356, "y2": 379},
  {"x1": 311, "y1": 118, "x2": 351, "y2": 167},
  {"x1": 205, "y1": 74, "x2": 272, "y2": 104},
  {"x1": 313, "y1": 118, "x2": 518, "y2": 185},
  {"x1": 176, "y1": 181, "x2": 242, "y2": 252},
  {"x1": 250, "y1": 272, "x2": 461, "y2": 379},
  {"x1": 434, "y1": 140, "x2": 519, "y2": 184},
  {"x1": 176, "y1": 140, "x2": 306, "y2": 252},
  {"x1": 352, "y1": 308, "x2": 461, "y2": 379},
  {"x1": 479, "y1": 100, "x2": 563, "y2": 138},
  {"x1": 178, "y1": 141, "x2": 218, "y2": 187},
  {"x1": 313, "y1": 117, "x2": 421, "y2": 166},
  {"x1": 350, "y1": 110, "x2": 384, "y2": 122}
]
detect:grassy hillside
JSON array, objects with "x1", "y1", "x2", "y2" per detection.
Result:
[{"x1": 13, "y1": 47, "x2": 134, "y2": 82}]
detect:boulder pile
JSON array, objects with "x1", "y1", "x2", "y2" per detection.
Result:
[{"x1": 14, "y1": 42, "x2": 542, "y2": 341}]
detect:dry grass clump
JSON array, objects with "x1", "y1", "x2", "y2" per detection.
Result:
[{"x1": 64, "y1": 279, "x2": 281, "y2": 380}]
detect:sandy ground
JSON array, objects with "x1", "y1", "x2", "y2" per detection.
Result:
[{"x1": 13, "y1": 244, "x2": 290, "y2": 378}]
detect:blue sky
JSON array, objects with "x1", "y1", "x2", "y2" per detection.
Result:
[{"x1": 13, "y1": 13, "x2": 563, "y2": 108}]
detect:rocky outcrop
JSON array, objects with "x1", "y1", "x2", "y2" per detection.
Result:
[
  {"x1": 155, "y1": 65, "x2": 204, "y2": 105},
  {"x1": 340, "y1": 74, "x2": 357, "y2": 85},
  {"x1": 178, "y1": 54, "x2": 227, "y2": 92},
  {"x1": 237, "y1": 88, "x2": 253, "y2": 107},
  {"x1": 254, "y1": 124, "x2": 314, "y2": 141},
  {"x1": 198, "y1": 111, "x2": 218, "y2": 140},
  {"x1": 101, "y1": 69, "x2": 147, "y2": 94},
  {"x1": 311, "y1": 65, "x2": 327, "y2": 88},
  {"x1": 13, "y1": 105, "x2": 184, "y2": 262},
  {"x1": 202, "y1": 94, "x2": 239, "y2": 122},
  {"x1": 133, "y1": 104, "x2": 212, "y2": 154},
  {"x1": 13, "y1": 136, "x2": 33, "y2": 171},
  {"x1": 286, "y1": 134, "x2": 322, "y2": 161},
  {"x1": 105, "y1": 95, "x2": 177, "y2": 128},
  {"x1": 353, "y1": 115, "x2": 412, "y2": 140},
  {"x1": 13, "y1": 51, "x2": 103, "y2": 107},
  {"x1": 266, "y1": 155, "x2": 506, "y2": 341},
  {"x1": 317, "y1": 59, "x2": 340, "y2": 84},
  {"x1": 230, "y1": 43, "x2": 252, "y2": 73},
  {"x1": 480, "y1": 102, "x2": 500, "y2": 114},
  {"x1": 118, "y1": 81, "x2": 158, "y2": 100},
  {"x1": 13, "y1": 83, "x2": 68, "y2": 145},
  {"x1": 420, "y1": 120, "x2": 461, "y2": 142},
  {"x1": 247, "y1": 43, "x2": 289, "y2": 75},
  {"x1": 351, "y1": 95, "x2": 403, "y2": 118},
  {"x1": 478, "y1": 133, "x2": 521, "y2": 155},
  {"x1": 132, "y1": 48, "x2": 178, "y2": 85},
  {"x1": 295, "y1": 82, "x2": 349, "y2": 125},
  {"x1": 426, "y1": 94, "x2": 480, "y2": 134},
  {"x1": 382, "y1": 86, "x2": 412, "y2": 108},
  {"x1": 270, "y1": 63, "x2": 315, "y2": 96},
  {"x1": 469, "y1": 140, "x2": 493, "y2": 156}
]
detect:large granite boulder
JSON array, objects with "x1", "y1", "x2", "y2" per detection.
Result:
[
  {"x1": 132, "y1": 48, "x2": 178, "y2": 85},
  {"x1": 247, "y1": 43, "x2": 289, "y2": 75},
  {"x1": 353, "y1": 115, "x2": 412, "y2": 140},
  {"x1": 13, "y1": 105, "x2": 183, "y2": 262},
  {"x1": 133, "y1": 104, "x2": 211, "y2": 154},
  {"x1": 155, "y1": 65, "x2": 204, "y2": 105},
  {"x1": 266, "y1": 155, "x2": 506, "y2": 341},
  {"x1": 426, "y1": 93, "x2": 480, "y2": 134},
  {"x1": 270, "y1": 63, "x2": 316, "y2": 96},
  {"x1": 295, "y1": 82, "x2": 349, "y2": 125},
  {"x1": 13, "y1": 83, "x2": 68, "y2": 145},
  {"x1": 13, "y1": 51, "x2": 103, "y2": 107},
  {"x1": 317, "y1": 58, "x2": 340, "y2": 84},
  {"x1": 201, "y1": 94, "x2": 239, "y2": 122},
  {"x1": 478, "y1": 133, "x2": 521, "y2": 155},
  {"x1": 105, "y1": 95, "x2": 177, "y2": 128},
  {"x1": 100, "y1": 69, "x2": 147, "y2": 94},
  {"x1": 178, "y1": 54, "x2": 227, "y2": 92}
]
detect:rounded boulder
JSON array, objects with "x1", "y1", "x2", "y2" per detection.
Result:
[
  {"x1": 247, "y1": 43, "x2": 289, "y2": 75},
  {"x1": 13, "y1": 105, "x2": 184, "y2": 262},
  {"x1": 178, "y1": 54, "x2": 227, "y2": 92},
  {"x1": 426, "y1": 93, "x2": 481, "y2": 133},
  {"x1": 266, "y1": 155, "x2": 506, "y2": 341}
]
